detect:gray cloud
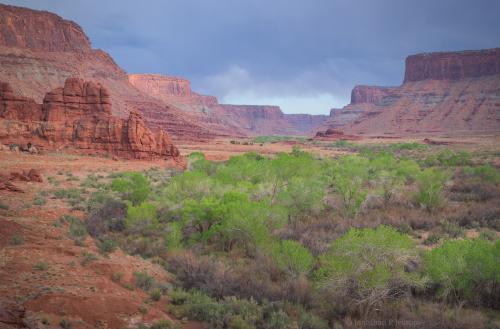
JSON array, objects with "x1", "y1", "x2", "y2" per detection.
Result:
[{"x1": 4, "y1": 0, "x2": 500, "y2": 113}]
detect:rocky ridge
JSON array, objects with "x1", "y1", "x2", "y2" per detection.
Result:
[
  {"x1": 129, "y1": 73, "x2": 328, "y2": 136},
  {"x1": 0, "y1": 77, "x2": 180, "y2": 160},
  {"x1": 317, "y1": 48, "x2": 500, "y2": 137},
  {"x1": 0, "y1": 3, "x2": 214, "y2": 141}
]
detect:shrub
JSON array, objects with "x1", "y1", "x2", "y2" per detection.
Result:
[
  {"x1": 33, "y1": 195, "x2": 47, "y2": 206},
  {"x1": 150, "y1": 288, "x2": 162, "y2": 301},
  {"x1": 272, "y1": 240, "x2": 315, "y2": 276},
  {"x1": 0, "y1": 202, "x2": 8, "y2": 210},
  {"x1": 97, "y1": 238, "x2": 118, "y2": 255},
  {"x1": 150, "y1": 320, "x2": 174, "y2": 329},
  {"x1": 111, "y1": 172, "x2": 150, "y2": 205},
  {"x1": 85, "y1": 198, "x2": 127, "y2": 237},
  {"x1": 415, "y1": 168, "x2": 449, "y2": 212},
  {"x1": 325, "y1": 155, "x2": 369, "y2": 217},
  {"x1": 69, "y1": 219, "x2": 87, "y2": 239},
  {"x1": 298, "y1": 312, "x2": 329, "y2": 329},
  {"x1": 424, "y1": 238, "x2": 500, "y2": 308},
  {"x1": 80, "y1": 252, "x2": 97, "y2": 266},
  {"x1": 33, "y1": 261, "x2": 49, "y2": 271},
  {"x1": 315, "y1": 226, "x2": 425, "y2": 316},
  {"x1": 53, "y1": 188, "x2": 81, "y2": 200},
  {"x1": 126, "y1": 202, "x2": 158, "y2": 231},
  {"x1": 369, "y1": 154, "x2": 419, "y2": 206},
  {"x1": 9, "y1": 234, "x2": 24, "y2": 245},
  {"x1": 134, "y1": 271, "x2": 155, "y2": 291},
  {"x1": 277, "y1": 177, "x2": 325, "y2": 224}
]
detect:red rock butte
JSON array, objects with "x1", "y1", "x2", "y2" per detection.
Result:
[
  {"x1": 317, "y1": 48, "x2": 500, "y2": 138},
  {"x1": 0, "y1": 77, "x2": 180, "y2": 160}
]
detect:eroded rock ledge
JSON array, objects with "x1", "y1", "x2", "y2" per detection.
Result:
[{"x1": 0, "y1": 77, "x2": 180, "y2": 160}]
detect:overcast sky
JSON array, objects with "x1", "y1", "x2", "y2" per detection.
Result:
[{"x1": 5, "y1": 0, "x2": 500, "y2": 114}]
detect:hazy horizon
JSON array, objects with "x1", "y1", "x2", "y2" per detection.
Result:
[{"x1": 4, "y1": 0, "x2": 500, "y2": 114}]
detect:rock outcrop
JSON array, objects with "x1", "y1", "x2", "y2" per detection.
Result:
[
  {"x1": 404, "y1": 48, "x2": 500, "y2": 82},
  {"x1": 0, "y1": 4, "x2": 91, "y2": 52},
  {"x1": 129, "y1": 73, "x2": 328, "y2": 136},
  {"x1": 0, "y1": 78, "x2": 180, "y2": 160},
  {"x1": 350, "y1": 85, "x2": 395, "y2": 104},
  {"x1": 317, "y1": 48, "x2": 500, "y2": 137},
  {"x1": 0, "y1": 4, "x2": 212, "y2": 142}
]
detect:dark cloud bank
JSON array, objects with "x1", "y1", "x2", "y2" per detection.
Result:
[{"x1": 4, "y1": 0, "x2": 500, "y2": 114}]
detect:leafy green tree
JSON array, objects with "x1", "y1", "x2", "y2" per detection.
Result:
[
  {"x1": 324, "y1": 155, "x2": 369, "y2": 217},
  {"x1": 162, "y1": 171, "x2": 219, "y2": 208},
  {"x1": 126, "y1": 202, "x2": 158, "y2": 231},
  {"x1": 424, "y1": 238, "x2": 500, "y2": 307},
  {"x1": 369, "y1": 153, "x2": 419, "y2": 206},
  {"x1": 188, "y1": 152, "x2": 218, "y2": 175},
  {"x1": 111, "y1": 172, "x2": 151, "y2": 205},
  {"x1": 272, "y1": 240, "x2": 315, "y2": 276},
  {"x1": 415, "y1": 168, "x2": 449, "y2": 212},
  {"x1": 315, "y1": 225, "x2": 425, "y2": 316},
  {"x1": 278, "y1": 177, "x2": 325, "y2": 225}
]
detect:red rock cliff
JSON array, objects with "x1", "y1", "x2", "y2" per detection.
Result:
[
  {"x1": 0, "y1": 4, "x2": 91, "y2": 52},
  {"x1": 404, "y1": 48, "x2": 500, "y2": 82},
  {"x1": 318, "y1": 47, "x2": 500, "y2": 137},
  {"x1": 350, "y1": 85, "x2": 394, "y2": 104},
  {"x1": 0, "y1": 78, "x2": 180, "y2": 160}
]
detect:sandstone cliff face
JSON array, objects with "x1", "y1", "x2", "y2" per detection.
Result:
[
  {"x1": 0, "y1": 78, "x2": 180, "y2": 160},
  {"x1": 350, "y1": 85, "x2": 395, "y2": 104},
  {"x1": 404, "y1": 48, "x2": 500, "y2": 82},
  {"x1": 318, "y1": 48, "x2": 500, "y2": 137},
  {"x1": 130, "y1": 73, "x2": 328, "y2": 137},
  {"x1": 129, "y1": 74, "x2": 218, "y2": 110},
  {"x1": 0, "y1": 4, "x2": 212, "y2": 141},
  {"x1": 0, "y1": 4, "x2": 91, "y2": 52}
]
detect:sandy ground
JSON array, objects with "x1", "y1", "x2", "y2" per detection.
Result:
[{"x1": 0, "y1": 150, "x2": 201, "y2": 329}]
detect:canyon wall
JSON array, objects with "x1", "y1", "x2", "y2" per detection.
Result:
[
  {"x1": 404, "y1": 48, "x2": 500, "y2": 82},
  {"x1": 318, "y1": 48, "x2": 500, "y2": 138},
  {"x1": 0, "y1": 4, "x2": 214, "y2": 141},
  {"x1": 0, "y1": 78, "x2": 180, "y2": 160},
  {"x1": 129, "y1": 73, "x2": 328, "y2": 136}
]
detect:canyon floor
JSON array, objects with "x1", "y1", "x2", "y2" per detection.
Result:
[{"x1": 1, "y1": 135, "x2": 499, "y2": 329}]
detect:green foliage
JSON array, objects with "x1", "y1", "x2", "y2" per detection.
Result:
[
  {"x1": 462, "y1": 164, "x2": 500, "y2": 183},
  {"x1": 415, "y1": 168, "x2": 449, "y2": 212},
  {"x1": 33, "y1": 195, "x2": 47, "y2": 206},
  {"x1": 315, "y1": 226, "x2": 425, "y2": 313},
  {"x1": 97, "y1": 238, "x2": 118, "y2": 255},
  {"x1": 69, "y1": 218, "x2": 87, "y2": 239},
  {"x1": 134, "y1": 271, "x2": 155, "y2": 291},
  {"x1": 422, "y1": 149, "x2": 472, "y2": 167},
  {"x1": 277, "y1": 177, "x2": 325, "y2": 223},
  {"x1": 253, "y1": 135, "x2": 306, "y2": 144},
  {"x1": 150, "y1": 288, "x2": 162, "y2": 301},
  {"x1": 80, "y1": 252, "x2": 97, "y2": 266},
  {"x1": 126, "y1": 202, "x2": 158, "y2": 230},
  {"x1": 111, "y1": 172, "x2": 151, "y2": 205},
  {"x1": 325, "y1": 155, "x2": 369, "y2": 217},
  {"x1": 9, "y1": 234, "x2": 24, "y2": 246},
  {"x1": 369, "y1": 153, "x2": 419, "y2": 205},
  {"x1": 424, "y1": 238, "x2": 500, "y2": 307},
  {"x1": 188, "y1": 152, "x2": 217, "y2": 174},
  {"x1": 53, "y1": 188, "x2": 81, "y2": 200},
  {"x1": 272, "y1": 240, "x2": 315, "y2": 276},
  {"x1": 150, "y1": 319, "x2": 175, "y2": 329},
  {"x1": 0, "y1": 202, "x2": 9, "y2": 210},
  {"x1": 33, "y1": 261, "x2": 49, "y2": 271}
]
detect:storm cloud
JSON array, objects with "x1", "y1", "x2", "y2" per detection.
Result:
[{"x1": 4, "y1": 0, "x2": 500, "y2": 113}]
